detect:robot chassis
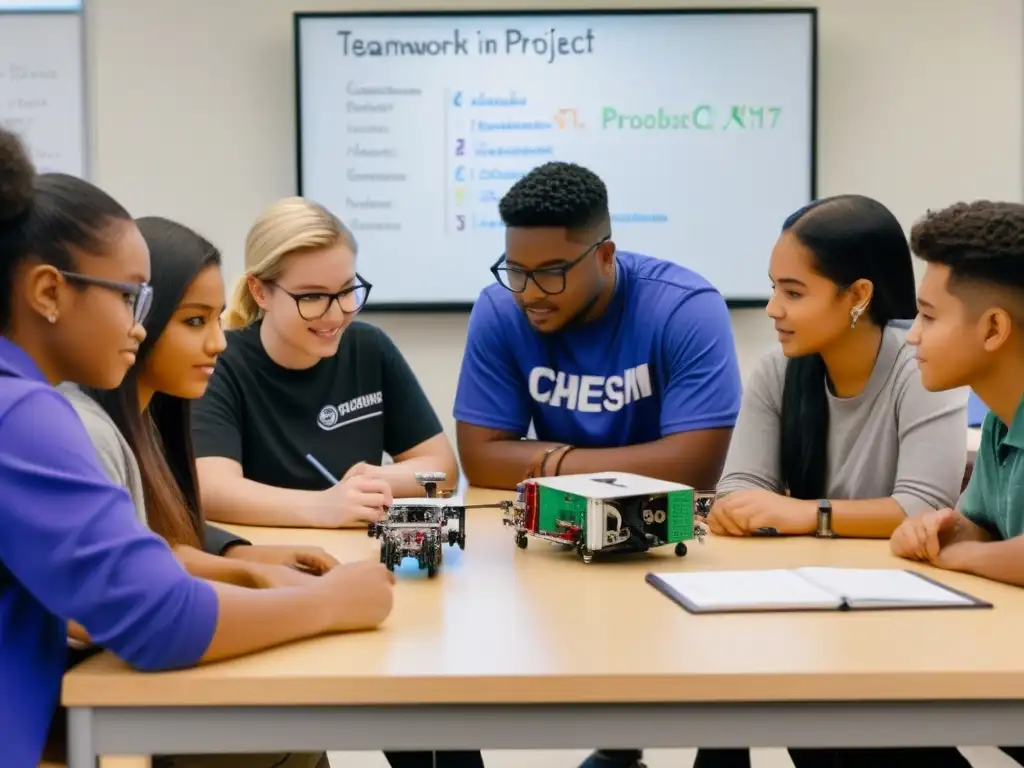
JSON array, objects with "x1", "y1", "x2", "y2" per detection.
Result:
[
  {"x1": 501, "y1": 475, "x2": 714, "y2": 564},
  {"x1": 367, "y1": 472, "x2": 512, "y2": 577}
]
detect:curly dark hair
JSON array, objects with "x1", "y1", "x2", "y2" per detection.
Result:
[
  {"x1": 909, "y1": 200, "x2": 1024, "y2": 291},
  {"x1": 498, "y1": 161, "x2": 609, "y2": 233}
]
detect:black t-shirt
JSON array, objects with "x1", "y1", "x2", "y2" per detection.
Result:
[{"x1": 191, "y1": 320, "x2": 443, "y2": 491}]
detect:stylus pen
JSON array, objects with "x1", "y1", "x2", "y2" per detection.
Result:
[{"x1": 305, "y1": 453, "x2": 339, "y2": 485}]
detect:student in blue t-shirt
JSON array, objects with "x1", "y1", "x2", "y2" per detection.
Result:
[
  {"x1": 453, "y1": 161, "x2": 743, "y2": 497},
  {"x1": 453, "y1": 160, "x2": 742, "y2": 768}
]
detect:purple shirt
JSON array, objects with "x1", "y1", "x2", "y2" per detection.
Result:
[{"x1": 0, "y1": 336, "x2": 218, "y2": 767}]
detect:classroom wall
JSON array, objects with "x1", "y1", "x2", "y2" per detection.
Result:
[{"x1": 85, "y1": 0, "x2": 1023, "y2": 445}]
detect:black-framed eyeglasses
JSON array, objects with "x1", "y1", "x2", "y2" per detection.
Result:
[
  {"x1": 60, "y1": 270, "x2": 153, "y2": 324},
  {"x1": 490, "y1": 236, "x2": 610, "y2": 295},
  {"x1": 271, "y1": 274, "x2": 372, "y2": 321}
]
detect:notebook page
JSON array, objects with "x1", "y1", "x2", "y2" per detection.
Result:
[
  {"x1": 795, "y1": 567, "x2": 973, "y2": 607},
  {"x1": 652, "y1": 569, "x2": 841, "y2": 611}
]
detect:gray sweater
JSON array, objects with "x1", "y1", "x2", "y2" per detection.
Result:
[
  {"x1": 58, "y1": 382, "x2": 248, "y2": 555},
  {"x1": 716, "y1": 326, "x2": 969, "y2": 516}
]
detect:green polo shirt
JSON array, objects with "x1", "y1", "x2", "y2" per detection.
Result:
[{"x1": 958, "y1": 396, "x2": 1024, "y2": 540}]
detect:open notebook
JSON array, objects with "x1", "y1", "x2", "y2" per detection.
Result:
[{"x1": 646, "y1": 567, "x2": 992, "y2": 614}]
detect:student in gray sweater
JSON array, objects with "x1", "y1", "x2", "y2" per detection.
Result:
[
  {"x1": 708, "y1": 194, "x2": 968, "y2": 540},
  {"x1": 699, "y1": 195, "x2": 971, "y2": 768}
]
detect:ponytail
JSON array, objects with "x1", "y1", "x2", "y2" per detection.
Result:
[
  {"x1": 780, "y1": 355, "x2": 829, "y2": 499},
  {"x1": 223, "y1": 272, "x2": 260, "y2": 329}
]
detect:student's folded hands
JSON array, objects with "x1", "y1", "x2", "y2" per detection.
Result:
[
  {"x1": 705, "y1": 489, "x2": 817, "y2": 536},
  {"x1": 889, "y1": 508, "x2": 985, "y2": 571}
]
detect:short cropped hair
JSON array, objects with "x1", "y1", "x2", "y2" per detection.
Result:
[
  {"x1": 498, "y1": 161, "x2": 609, "y2": 232},
  {"x1": 910, "y1": 200, "x2": 1024, "y2": 291}
]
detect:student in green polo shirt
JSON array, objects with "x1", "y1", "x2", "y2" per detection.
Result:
[{"x1": 891, "y1": 199, "x2": 1024, "y2": 765}]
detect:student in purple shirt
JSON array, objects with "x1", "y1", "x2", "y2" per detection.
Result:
[{"x1": 0, "y1": 128, "x2": 395, "y2": 768}]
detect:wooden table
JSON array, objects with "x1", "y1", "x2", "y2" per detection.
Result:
[{"x1": 62, "y1": 488, "x2": 1024, "y2": 766}]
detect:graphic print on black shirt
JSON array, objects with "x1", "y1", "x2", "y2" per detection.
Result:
[{"x1": 191, "y1": 320, "x2": 442, "y2": 492}]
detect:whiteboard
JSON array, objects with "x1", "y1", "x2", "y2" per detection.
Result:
[
  {"x1": 295, "y1": 10, "x2": 816, "y2": 308},
  {"x1": 0, "y1": 8, "x2": 86, "y2": 177}
]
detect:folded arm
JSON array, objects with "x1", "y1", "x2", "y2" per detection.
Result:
[
  {"x1": 937, "y1": 477, "x2": 1015, "y2": 583},
  {"x1": 3, "y1": 390, "x2": 356, "y2": 667},
  {"x1": 1, "y1": 390, "x2": 219, "y2": 670},
  {"x1": 942, "y1": 534, "x2": 1024, "y2": 586},
  {"x1": 456, "y1": 422, "x2": 731, "y2": 490}
]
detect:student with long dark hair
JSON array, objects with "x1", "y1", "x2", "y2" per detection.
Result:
[
  {"x1": 700, "y1": 195, "x2": 970, "y2": 768},
  {"x1": 61, "y1": 216, "x2": 342, "y2": 586},
  {"x1": 59, "y1": 216, "x2": 355, "y2": 767},
  {"x1": 0, "y1": 128, "x2": 395, "y2": 768},
  {"x1": 707, "y1": 194, "x2": 967, "y2": 539},
  {"x1": 66, "y1": 215, "x2": 476, "y2": 768}
]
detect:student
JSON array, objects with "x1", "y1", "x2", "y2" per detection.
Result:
[
  {"x1": 453, "y1": 160, "x2": 742, "y2": 494},
  {"x1": 192, "y1": 197, "x2": 458, "y2": 529},
  {"x1": 452, "y1": 160, "x2": 741, "y2": 768},
  {"x1": 891, "y1": 200, "x2": 1024, "y2": 587},
  {"x1": 60, "y1": 216, "x2": 342, "y2": 590},
  {"x1": 190, "y1": 201, "x2": 481, "y2": 768},
  {"x1": 707, "y1": 194, "x2": 967, "y2": 539},
  {"x1": 888, "y1": 200, "x2": 1024, "y2": 765},
  {"x1": 64, "y1": 216, "x2": 460, "y2": 768},
  {"x1": 0, "y1": 128, "x2": 394, "y2": 768},
  {"x1": 701, "y1": 195, "x2": 970, "y2": 768}
]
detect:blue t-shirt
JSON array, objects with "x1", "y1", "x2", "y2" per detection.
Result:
[{"x1": 453, "y1": 250, "x2": 742, "y2": 447}]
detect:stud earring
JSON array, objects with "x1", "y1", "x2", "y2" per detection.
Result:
[{"x1": 47, "y1": 314, "x2": 57, "y2": 324}]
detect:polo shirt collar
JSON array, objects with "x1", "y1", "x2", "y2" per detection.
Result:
[{"x1": 992, "y1": 391, "x2": 1024, "y2": 452}]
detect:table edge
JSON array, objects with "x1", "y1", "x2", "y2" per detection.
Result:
[{"x1": 63, "y1": 669, "x2": 1024, "y2": 707}]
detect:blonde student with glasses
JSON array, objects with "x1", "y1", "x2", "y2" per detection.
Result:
[
  {"x1": 192, "y1": 197, "x2": 459, "y2": 527},
  {"x1": 191, "y1": 196, "x2": 474, "y2": 768}
]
